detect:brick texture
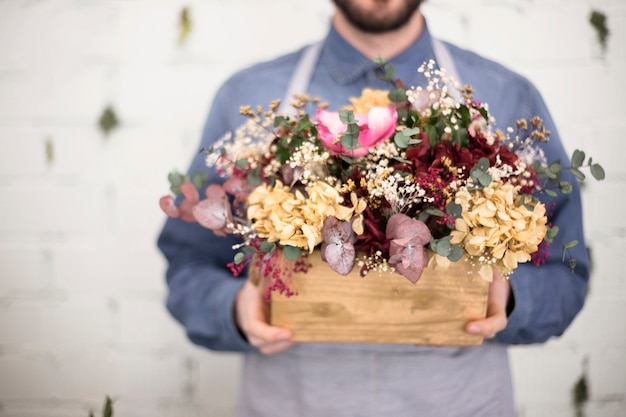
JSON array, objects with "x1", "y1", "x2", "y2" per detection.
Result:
[{"x1": 0, "y1": 1, "x2": 624, "y2": 416}]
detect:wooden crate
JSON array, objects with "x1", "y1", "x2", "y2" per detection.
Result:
[{"x1": 268, "y1": 252, "x2": 490, "y2": 346}]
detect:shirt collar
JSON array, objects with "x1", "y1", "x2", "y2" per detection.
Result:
[{"x1": 320, "y1": 18, "x2": 436, "y2": 86}]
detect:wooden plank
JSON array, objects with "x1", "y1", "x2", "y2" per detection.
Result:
[{"x1": 268, "y1": 252, "x2": 490, "y2": 346}]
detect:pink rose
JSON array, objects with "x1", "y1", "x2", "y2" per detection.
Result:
[{"x1": 316, "y1": 106, "x2": 397, "y2": 157}]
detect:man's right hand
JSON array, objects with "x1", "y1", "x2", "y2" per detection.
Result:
[{"x1": 235, "y1": 280, "x2": 295, "y2": 355}]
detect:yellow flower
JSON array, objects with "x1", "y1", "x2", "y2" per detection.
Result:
[
  {"x1": 344, "y1": 88, "x2": 391, "y2": 114},
  {"x1": 247, "y1": 181, "x2": 361, "y2": 252},
  {"x1": 450, "y1": 181, "x2": 547, "y2": 276}
]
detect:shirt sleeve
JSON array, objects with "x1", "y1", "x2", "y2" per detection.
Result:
[
  {"x1": 494, "y1": 84, "x2": 590, "y2": 345},
  {"x1": 157, "y1": 83, "x2": 255, "y2": 352}
]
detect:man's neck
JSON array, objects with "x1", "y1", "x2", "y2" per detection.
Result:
[{"x1": 332, "y1": 10, "x2": 424, "y2": 60}]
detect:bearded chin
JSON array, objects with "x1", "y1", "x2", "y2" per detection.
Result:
[{"x1": 333, "y1": 0, "x2": 424, "y2": 33}]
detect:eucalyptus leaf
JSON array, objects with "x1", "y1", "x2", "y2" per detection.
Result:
[
  {"x1": 247, "y1": 168, "x2": 262, "y2": 186},
  {"x1": 339, "y1": 109, "x2": 356, "y2": 124},
  {"x1": 564, "y1": 240, "x2": 579, "y2": 249},
  {"x1": 235, "y1": 158, "x2": 248, "y2": 170},
  {"x1": 570, "y1": 167, "x2": 586, "y2": 181},
  {"x1": 260, "y1": 241, "x2": 276, "y2": 253},
  {"x1": 191, "y1": 171, "x2": 207, "y2": 189},
  {"x1": 234, "y1": 252, "x2": 245, "y2": 265},
  {"x1": 545, "y1": 225, "x2": 559, "y2": 243},
  {"x1": 559, "y1": 181, "x2": 573, "y2": 194},
  {"x1": 544, "y1": 189, "x2": 558, "y2": 198},
  {"x1": 448, "y1": 245, "x2": 464, "y2": 262},
  {"x1": 388, "y1": 88, "x2": 407, "y2": 102},
  {"x1": 446, "y1": 201, "x2": 463, "y2": 218},
  {"x1": 402, "y1": 127, "x2": 421, "y2": 136},
  {"x1": 241, "y1": 246, "x2": 258, "y2": 254},
  {"x1": 590, "y1": 163, "x2": 606, "y2": 180},
  {"x1": 571, "y1": 149, "x2": 585, "y2": 168},
  {"x1": 283, "y1": 245, "x2": 301, "y2": 260}
]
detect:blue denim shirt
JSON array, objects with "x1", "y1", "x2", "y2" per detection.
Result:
[{"x1": 157, "y1": 21, "x2": 589, "y2": 352}]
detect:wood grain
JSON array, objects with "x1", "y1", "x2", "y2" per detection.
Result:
[{"x1": 267, "y1": 252, "x2": 490, "y2": 346}]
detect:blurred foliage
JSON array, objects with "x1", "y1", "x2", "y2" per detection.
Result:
[
  {"x1": 572, "y1": 358, "x2": 589, "y2": 417},
  {"x1": 98, "y1": 105, "x2": 119, "y2": 135},
  {"x1": 89, "y1": 395, "x2": 114, "y2": 417},
  {"x1": 44, "y1": 137, "x2": 54, "y2": 165},
  {"x1": 178, "y1": 7, "x2": 192, "y2": 45},
  {"x1": 589, "y1": 10, "x2": 609, "y2": 51}
]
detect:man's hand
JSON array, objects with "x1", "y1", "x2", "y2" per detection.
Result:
[
  {"x1": 465, "y1": 272, "x2": 511, "y2": 339},
  {"x1": 235, "y1": 280, "x2": 295, "y2": 355}
]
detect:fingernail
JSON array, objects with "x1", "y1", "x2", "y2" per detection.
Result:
[
  {"x1": 275, "y1": 330, "x2": 291, "y2": 341},
  {"x1": 467, "y1": 324, "x2": 480, "y2": 334}
]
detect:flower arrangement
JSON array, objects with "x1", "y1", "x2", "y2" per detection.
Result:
[{"x1": 160, "y1": 60, "x2": 604, "y2": 295}]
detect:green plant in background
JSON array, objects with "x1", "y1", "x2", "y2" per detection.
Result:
[
  {"x1": 572, "y1": 358, "x2": 590, "y2": 417},
  {"x1": 44, "y1": 137, "x2": 54, "y2": 165},
  {"x1": 89, "y1": 395, "x2": 114, "y2": 417},
  {"x1": 178, "y1": 7, "x2": 192, "y2": 44},
  {"x1": 98, "y1": 105, "x2": 119, "y2": 136},
  {"x1": 589, "y1": 10, "x2": 609, "y2": 52}
]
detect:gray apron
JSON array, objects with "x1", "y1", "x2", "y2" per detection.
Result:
[{"x1": 239, "y1": 39, "x2": 515, "y2": 417}]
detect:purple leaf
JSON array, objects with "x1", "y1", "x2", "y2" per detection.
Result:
[
  {"x1": 193, "y1": 184, "x2": 233, "y2": 235},
  {"x1": 386, "y1": 213, "x2": 432, "y2": 283},
  {"x1": 321, "y1": 216, "x2": 357, "y2": 275},
  {"x1": 159, "y1": 195, "x2": 180, "y2": 218}
]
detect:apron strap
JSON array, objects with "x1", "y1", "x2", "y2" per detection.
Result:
[
  {"x1": 278, "y1": 42, "x2": 324, "y2": 115},
  {"x1": 431, "y1": 38, "x2": 463, "y2": 102},
  {"x1": 279, "y1": 37, "x2": 463, "y2": 111}
]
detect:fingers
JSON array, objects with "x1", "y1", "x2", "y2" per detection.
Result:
[
  {"x1": 235, "y1": 280, "x2": 294, "y2": 355},
  {"x1": 466, "y1": 273, "x2": 511, "y2": 339},
  {"x1": 466, "y1": 312, "x2": 507, "y2": 339}
]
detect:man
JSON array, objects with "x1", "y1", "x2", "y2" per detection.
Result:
[{"x1": 158, "y1": 1, "x2": 589, "y2": 416}]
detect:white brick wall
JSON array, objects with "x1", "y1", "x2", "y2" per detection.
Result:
[{"x1": 0, "y1": 1, "x2": 624, "y2": 416}]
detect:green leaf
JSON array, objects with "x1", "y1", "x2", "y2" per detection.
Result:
[
  {"x1": 425, "y1": 124, "x2": 438, "y2": 146},
  {"x1": 275, "y1": 147, "x2": 291, "y2": 164},
  {"x1": 448, "y1": 245, "x2": 464, "y2": 262},
  {"x1": 282, "y1": 245, "x2": 301, "y2": 260},
  {"x1": 241, "y1": 246, "x2": 258, "y2": 254},
  {"x1": 568, "y1": 258, "x2": 577, "y2": 272},
  {"x1": 544, "y1": 189, "x2": 558, "y2": 198},
  {"x1": 435, "y1": 238, "x2": 451, "y2": 255},
  {"x1": 572, "y1": 374, "x2": 589, "y2": 408},
  {"x1": 559, "y1": 181, "x2": 573, "y2": 194},
  {"x1": 545, "y1": 225, "x2": 559, "y2": 243},
  {"x1": 98, "y1": 106, "x2": 119, "y2": 135},
  {"x1": 564, "y1": 240, "x2": 579, "y2": 249},
  {"x1": 570, "y1": 167, "x2": 586, "y2": 181},
  {"x1": 339, "y1": 109, "x2": 356, "y2": 124},
  {"x1": 394, "y1": 132, "x2": 411, "y2": 149},
  {"x1": 273, "y1": 115, "x2": 288, "y2": 127},
  {"x1": 234, "y1": 252, "x2": 245, "y2": 265},
  {"x1": 168, "y1": 171, "x2": 187, "y2": 195},
  {"x1": 457, "y1": 104, "x2": 471, "y2": 126},
  {"x1": 452, "y1": 128, "x2": 469, "y2": 147},
  {"x1": 401, "y1": 127, "x2": 420, "y2": 136},
  {"x1": 235, "y1": 158, "x2": 248, "y2": 170},
  {"x1": 373, "y1": 57, "x2": 387, "y2": 66},
  {"x1": 260, "y1": 241, "x2": 276, "y2": 253},
  {"x1": 446, "y1": 201, "x2": 463, "y2": 218},
  {"x1": 571, "y1": 149, "x2": 585, "y2": 168},
  {"x1": 191, "y1": 171, "x2": 207, "y2": 189},
  {"x1": 385, "y1": 65, "x2": 395, "y2": 81},
  {"x1": 178, "y1": 7, "x2": 192, "y2": 45},
  {"x1": 388, "y1": 88, "x2": 407, "y2": 102},
  {"x1": 424, "y1": 206, "x2": 444, "y2": 217},
  {"x1": 103, "y1": 396, "x2": 114, "y2": 417},
  {"x1": 341, "y1": 132, "x2": 359, "y2": 151},
  {"x1": 247, "y1": 167, "x2": 262, "y2": 186},
  {"x1": 590, "y1": 163, "x2": 606, "y2": 180}
]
